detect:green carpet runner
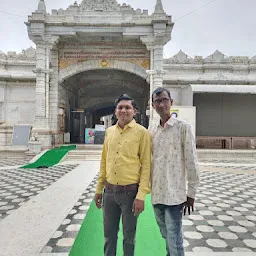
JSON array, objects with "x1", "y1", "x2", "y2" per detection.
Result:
[
  {"x1": 69, "y1": 195, "x2": 166, "y2": 256},
  {"x1": 21, "y1": 145, "x2": 76, "y2": 169}
]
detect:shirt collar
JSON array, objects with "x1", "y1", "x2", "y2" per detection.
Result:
[
  {"x1": 158, "y1": 116, "x2": 175, "y2": 128},
  {"x1": 116, "y1": 119, "x2": 136, "y2": 129}
]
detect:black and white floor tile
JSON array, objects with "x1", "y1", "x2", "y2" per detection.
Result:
[
  {"x1": 41, "y1": 170, "x2": 256, "y2": 253},
  {"x1": 0, "y1": 164, "x2": 78, "y2": 220},
  {"x1": 41, "y1": 175, "x2": 99, "y2": 253},
  {"x1": 183, "y1": 171, "x2": 256, "y2": 252},
  {"x1": 0, "y1": 159, "x2": 28, "y2": 168},
  {"x1": 199, "y1": 159, "x2": 256, "y2": 164}
]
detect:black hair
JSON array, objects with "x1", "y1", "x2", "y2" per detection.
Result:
[
  {"x1": 152, "y1": 87, "x2": 171, "y2": 102},
  {"x1": 115, "y1": 94, "x2": 137, "y2": 108}
]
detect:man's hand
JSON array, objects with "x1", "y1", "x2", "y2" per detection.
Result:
[
  {"x1": 94, "y1": 193, "x2": 103, "y2": 209},
  {"x1": 183, "y1": 196, "x2": 195, "y2": 215},
  {"x1": 132, "y1": 199, "x2": 144, "y2": 216}
]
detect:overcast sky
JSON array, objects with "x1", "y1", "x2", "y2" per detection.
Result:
[{"x1": 0, "y1": 0, "x2": 255, "y2": 58}]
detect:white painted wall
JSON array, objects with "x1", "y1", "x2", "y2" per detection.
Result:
[
  {"x1": 181, "y1": 85, "x2": 193, "y2": 106},
  {"x1": 172, "y1": 106, "x2": 196, "y2": 137},
  {"x1": 4, "y1": 85, "x2": 36, "y2": 125}
]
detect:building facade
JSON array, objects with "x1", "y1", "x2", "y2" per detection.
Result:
[{"x1": 0, "y1": 0, "x2": 256, "y2": 149}]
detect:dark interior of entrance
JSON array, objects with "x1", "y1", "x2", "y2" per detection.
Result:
[{"x1": 62, "y1": 69, "x2": 149, "y2": 143}]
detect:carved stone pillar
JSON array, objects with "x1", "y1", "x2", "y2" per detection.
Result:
[
  {"x1": 153, "y1": 43, "x2": 165, "y2": 90},
  {"x1": 34, "y1": 44, "x2": 48, "y2": 128},
  {"x1": 152, "y1": 69, "x2": 165, "y2": 91},
  {"x1": 49, "y1": 48, "x2": 59, "y2": 131},
  {"x1": 33, "y1": 37, "x2": 60, "y2": 148}
]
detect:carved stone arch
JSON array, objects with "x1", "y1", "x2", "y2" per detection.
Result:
[{"x1": 58, "y1": 60, "x2": 148, "y2": 84}]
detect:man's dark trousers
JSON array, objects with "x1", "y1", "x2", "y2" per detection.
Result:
[{"x1": 103, "y1": 187, "x2": 138, "y2": 256}]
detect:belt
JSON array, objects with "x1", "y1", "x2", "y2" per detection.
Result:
[{"x1": 105, "y1": 182, "x2": 138, "y2": 191}]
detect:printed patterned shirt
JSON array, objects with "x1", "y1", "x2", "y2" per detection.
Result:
[{"x1": 149, "y1": 117, "x2": 200, "y2": 205}]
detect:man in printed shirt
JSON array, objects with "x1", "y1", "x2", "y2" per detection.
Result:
[
  {"x1": 150, "y1": 87, "x2": 200, "y2": 256},
  {"x1": 94, "y1": 94, "x2": 151, "y2": 256}
]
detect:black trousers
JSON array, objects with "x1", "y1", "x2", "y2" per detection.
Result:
[{"x1": 103, "y1": 188, "x2": 138, "y2": 256}]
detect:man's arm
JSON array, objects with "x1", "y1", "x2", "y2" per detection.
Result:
[
  {"x1": 183, "y1": 123, "x2": 200, "y2": 199},
  {"x1": 136, "y1": 130, "x2": 151, "y2": 201},
  {"x1": 95, "y1": 131, "x2": 108, "y2": 209}
]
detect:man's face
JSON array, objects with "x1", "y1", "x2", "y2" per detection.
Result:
[
  {"x1": 152, "y1": 91, "x2": 173, "y2": 117},
  {"x1": 115, "y1": 100, "x2": 136, "y2": 124}
]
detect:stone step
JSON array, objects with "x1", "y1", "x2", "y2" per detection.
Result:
[
  {"x1": 63, "y1": 147, "x2": 256, "y2": 163},
  {"x1": 64, "y1": 148, "x2": 101, "y2": 161},
  {"x1": 64, "y1": 156, "x2": 101, "y2": 161},
  {"x1": 75, "y1": 144, "x2": 103, "y2": 150},
  {"x1": 68, "y1": 150, "x2": 102, "y2": 155}
]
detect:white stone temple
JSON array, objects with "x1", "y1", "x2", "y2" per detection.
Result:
[{"x1": 0, "y1": 0, "x2": 255, "y2": 149}]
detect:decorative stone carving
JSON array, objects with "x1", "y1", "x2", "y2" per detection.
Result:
[
  {"x1": 214, "y1": 72, "x2": 229, "y2": 81},
  {"x1": 140, "y1": 36, "x2": 155, "y2": 50},
  {"x1": 229, "y1": 56, "x2": 249, "y2": 64},
  {"x1": 28, "y1": 141, "x2": 42, "y2": 153},
  {"x1": 165, "y1": 50, "x2": 255, "y2": 66},
  {"x1": 37, "y1": 0, "x2": 46, "y2": 13},
  {"x1": 167, "y1": 50, "x2": 193, "y2": 64},
  {"x1": 204, "y1": 50, "x2": 228, "y2": 63},
  {"x1": 7, "y1": 51, "x2": 17, "y2": 59},
  {"x1": 58, "y1": 8, "x2": 64, "y2": 15},
  {"x1": 0, "y1": 51, "x2": 6, "y2": 60},
  {"x1": 80, "y1": 0, "x2": 120, "y2": 12},
  {"x1": 250, "y1": 56, "x2": 256, "y2": 64},
  {"x1": 154, "y1": 0, "x2": 164, "y2": 13},
  {"x1": 16, "y1": 47, "x2": 36, "y2": 60},
  {"x1": 152, "y1": 0, "x2": 168, "y2": 20},
  {"x1": 2, "y1": 47, "x2": 36, "y2": 60}
]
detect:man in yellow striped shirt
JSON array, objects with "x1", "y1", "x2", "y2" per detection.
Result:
[{"x1": 94, "y1": 94, "x2": 151, "y2": 256}]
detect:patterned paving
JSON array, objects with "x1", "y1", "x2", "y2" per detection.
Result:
[
  {"x1": 0, "y1": 158, "x2": 28, "y2": 168},
  {"x1": 0, "y1": 164, "x2": 78, "y2": 221},
  {"x1": 201, "y1": 164, "x2": 256, "y2": 171},
  {"x1": 199, "y1": 158, "x2": 256, "y2": 164},
  {"x1": 41, "y1": 170, "x2": 256, "y2": 253},
  {"x1": 183, "y1": 171, "x2": 256, "y2": 252},
  {"x1": 41, "y1": 175, "x2": 98, "y2": 253}
]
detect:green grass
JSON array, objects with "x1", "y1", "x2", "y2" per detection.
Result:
[
  {"x1": 21, "y1": 145, "x2": 76, "y2": 169},
  {"x1": 69, "y1": 195, "x2": 166, "y2": 256}
]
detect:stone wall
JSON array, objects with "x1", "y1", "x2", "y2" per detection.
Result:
[
  {"x1": 0, "y1": 47, "x2": 256, "y2": 147},
  {"x1": 0, "y1": 48, "x2": 36, "y2": 146}
]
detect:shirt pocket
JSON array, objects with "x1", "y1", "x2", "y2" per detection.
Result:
[{"x1": 122, "y1": 140, "x2": 140, "y2": 158}]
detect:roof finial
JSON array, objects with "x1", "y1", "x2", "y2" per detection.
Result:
[
  {"x1": 154, "y1": 0, "x2": 164, "y2": 13},
  {"x1": 37, "y1": 0, "x2": 46, "y2": 13},
  {"x1": 152, "y1": 0, "x2": 168, "y2": 20}
]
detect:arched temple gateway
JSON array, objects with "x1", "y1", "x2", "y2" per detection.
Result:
[{"x1": 0, "y1": 0, "x2": 256, "y2": 149}]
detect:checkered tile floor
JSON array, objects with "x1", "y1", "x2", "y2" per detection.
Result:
[
  {"x1": 41, "y1": 170, "x2": 256, "y2": 253},
  {"x1": 183, "y1": 171, "x2": 256, "y2": 252},
  {"x1": 201, "y1": 164, "x2": 256, "y2": 171},
  {"x1": 199, "y1": 158, "x2": 256, "y2": 164},
  {"x1": 0, "y1": 159, "x2": 28, "y2": 168},
  {"x1": 41, "y1": 175, "x2": 98, "y2": 253},
  {"x1": 0, "y1": 164, "x2": 78, "y2": 221}
]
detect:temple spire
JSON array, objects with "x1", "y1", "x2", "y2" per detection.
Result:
[
  {"x1": 152, "y1": 0, "x2": 168, "y2": 20},
  {"x1": 154, "y1": 0, "x2": 165, "y2": 13},
  {"x1": 37, "y1": 0, "x2": 46, "y2": 13}
]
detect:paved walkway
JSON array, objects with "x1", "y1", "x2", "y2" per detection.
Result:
[
  {"x1": 0, "y1": 159, "x2": 255, "y2": 255},
  {"x1": 0, "y1": 162, "x2": 99, "y2": 256}
]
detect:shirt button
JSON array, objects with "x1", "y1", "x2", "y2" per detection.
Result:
[{"x1": 115, "y1": 172, "x2": 116, "y2": 174}]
